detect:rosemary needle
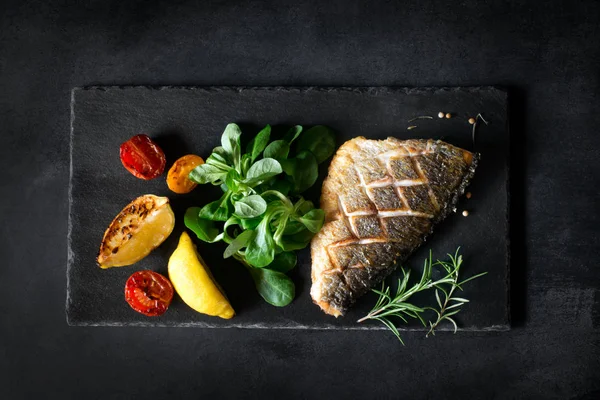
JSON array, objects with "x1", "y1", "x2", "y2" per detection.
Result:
[
  {"x1": 408, "y1": 115, "x2": 434, "y2": 123},
  {"x1": 471, "y1": 113, "x2": 489, "y2": 145}
]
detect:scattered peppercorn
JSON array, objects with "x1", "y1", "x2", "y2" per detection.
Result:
[
  {"x1": 466, "y1": 192, "x2": 472, "y2": 199},
  {"x1": 438, "y1": 112, "x2": 445, "y2": 118},
  {"x1": 445, "y1": 113, "x2": 452, "y2": 119},
  {"x1": 468, "y1": 118, "x2": 476, "y2": 125},
  {"x1": 462, "y1": 210, "x2": 469, "y2": 217}
]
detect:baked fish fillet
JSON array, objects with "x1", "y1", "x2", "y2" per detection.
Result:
[{"x1": 311, "y1": 137, "x2": 478, "y2": 317}]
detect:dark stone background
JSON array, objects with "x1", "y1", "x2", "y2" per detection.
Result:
[{"x1": 1, "y1": 0, "x2": 598, "y2": 398}]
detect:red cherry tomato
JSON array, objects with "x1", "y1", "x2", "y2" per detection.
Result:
[
  {"x1": 120, "y1": 134, "x2": 166, "y2": 180},
  {"x1": 124, "y1": 271, "x2": 174, "y2": 317}
]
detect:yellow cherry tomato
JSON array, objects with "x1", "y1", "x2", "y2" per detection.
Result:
[{"x1": 166, "y1": 154, "x2": 204, "y2": 194}]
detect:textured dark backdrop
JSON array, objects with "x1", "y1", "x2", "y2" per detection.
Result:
[{"x1": 1, "y1": 0, "x2": 599, "y2": 399}]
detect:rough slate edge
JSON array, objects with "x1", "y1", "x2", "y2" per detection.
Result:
[
  {"x1": 66, "y1": 85, "x2": 510, "y2": 330},
  {"x1": 504, "y1": 89, "x2": 512, "y2": 329},
  {"x1": 66, "y1": 85, "x2": 510, "y2": 331}
]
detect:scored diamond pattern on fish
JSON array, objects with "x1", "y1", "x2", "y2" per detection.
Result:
[{"x1": 325, "y1": 143, "x2": 442, "y2": 276}]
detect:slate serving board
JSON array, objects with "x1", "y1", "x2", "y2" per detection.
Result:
[{"x1": 67, "y1": 86, "x2": 509, "y2": 331}]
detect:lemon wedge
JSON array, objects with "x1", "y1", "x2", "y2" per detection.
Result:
[
  {"x1": 97, "y1": 195, "x2": 175, "y2": 268},
  {"x1": 168, "y1": 232, "x2": 235, "y2": 319}
]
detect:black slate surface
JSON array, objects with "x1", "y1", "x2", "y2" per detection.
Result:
[
  {"x1": 3, "y1": 1, "x2": 600, "y2": 399},
  {"x1": 68, "y1": 86, "x2": 509, "y2": 330}
]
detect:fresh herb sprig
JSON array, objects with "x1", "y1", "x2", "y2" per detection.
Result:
[
  {"x1": 426, "y1": 249, "x2": 487, "y2": 336},
  {"x1": 185, "y1": 123, "x2": 336, "y2": 307},
  {"x1": 358, "y1": 248, "x2": 486, "y2": 344}
]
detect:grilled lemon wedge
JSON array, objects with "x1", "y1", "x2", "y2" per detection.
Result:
[
  {"x1": 168, "y1": 232, "x2": 235, "y2": 319},
  {"x1": 97, "y1": 195, "x2": 175, "y2": 268}
]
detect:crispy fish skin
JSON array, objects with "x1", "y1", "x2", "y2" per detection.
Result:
[{"x1": 311, "y1": 137, "x2": 478, "y2": 317}]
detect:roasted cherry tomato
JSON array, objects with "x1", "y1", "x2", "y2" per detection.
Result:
[
  {"x1": 120, "y1": 134, "x2": 166, "y2": 180},
  {"x1": 166, "y1": 154, "x2": 205, "y2": 194},
  {"x1": 124, "y1": 270, "x2": 174, "y2": 316}
]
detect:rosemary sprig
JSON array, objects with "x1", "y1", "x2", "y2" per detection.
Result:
[
  {"x1": 357, "y1": 248, "x2": 487, "y2": 344},
  {"x1": 426, "y1": 248, "x2": 488, "y2": 337}
]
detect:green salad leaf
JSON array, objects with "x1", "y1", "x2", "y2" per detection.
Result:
[
  {"x1": 248, "y1": 268, "x2": 296, "y2": 307},
  {"x1": 184, "y1": 207, "x2": 222, "y2": 243},
  {"x1": 188, "y1": 162, "x2": 228, "y2": 185},
  {"x1": 245, "y1": 158, "x2": 282, "y2": 185},
  {"x1": 281, "y1": 151, "x2": 319, "y2": 194},
  {"x1": 185, "y1": 123, "x2": 337, "y2": 307},
  {"x1": 298, "y1": 209, "x2": 325, "y2": 233},
  {"x1": 283, "y1": 125, "x2": 303, "y2": 144},
  {"x1": 268, "y1": 252, "x2": 297, "y2": 273},
  {"x1": 234, "y1": 195, "x2": 267, "y2": 218},
  {"x1": 223, "y1": 230, "x2": 255, "y2": 259},
  {"x1": 263, "y1": 140, "x2": 290, "y2": 160},
  {"x1": 245, "y1": 218, "x2": 276, "y2": 268},
  {"x1": 247, "y1": 124, "x2": 271, "y2": 162},
  {"x1": 198, "y1": 191, "x2": 232, "y2": 221},
  {"x1": 296, "y1": 125, "x2": 336, "y2": 163},
  {"x1": 221, "y1": 123, "x2": 242, "y2": 168}
]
